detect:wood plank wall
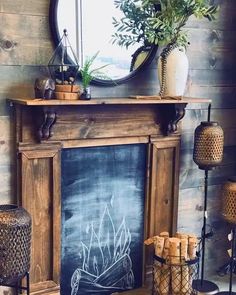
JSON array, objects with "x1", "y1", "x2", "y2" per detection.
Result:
[
  {"x1": 179, "y1": 0, "x2": 236, "y2": 280},
  {"x1": 0, "y1": 0, "x2": 235, "y2": 292}
]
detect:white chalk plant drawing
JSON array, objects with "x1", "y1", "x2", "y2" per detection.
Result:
[{"x1": 71, "y1": 205, "x2": 135, "y2": 294}]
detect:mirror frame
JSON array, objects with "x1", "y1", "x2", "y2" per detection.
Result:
[{"x1": 49, "y1": 0, "x2": 158, "y2": 86}]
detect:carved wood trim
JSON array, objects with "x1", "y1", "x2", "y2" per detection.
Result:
[
  {"x1": 38, "y1": 108, "x2": 57, "y2": 140},
  {"x1": 145, "y1": 136, "x2": 180, "y2": 277},
  {"x1": 61, "y1": 136, "x2": 149, "y2": 148},
  {"x1": 18, "y1": 145, "x2": 61, "y2": 294},
  {"x1": 149, "y1": 137, "x2": 180, "y2": 235}
]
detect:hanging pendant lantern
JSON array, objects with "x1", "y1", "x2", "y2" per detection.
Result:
[
  {"x1": 48, "y1": 29, "x2": 80, "y2": 87},
  {"x1": 193, "y1": 121, "x2": 224, "y2": 170}
]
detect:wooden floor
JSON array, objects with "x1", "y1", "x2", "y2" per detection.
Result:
[
  {"x1": 47, "y1": 287, "x2": 151, "y2": 295},
  {"x1": 112, "y1": 287, "x2": 151, "y2": 295}
]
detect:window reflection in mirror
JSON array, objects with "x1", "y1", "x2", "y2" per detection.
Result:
[{"x1": 53, "y1": 0, "x2": 157, "y2": 85}]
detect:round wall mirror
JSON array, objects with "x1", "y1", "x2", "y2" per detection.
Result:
[{"x1": 49, "y1": 0, "x2": 157, "y2": 86}]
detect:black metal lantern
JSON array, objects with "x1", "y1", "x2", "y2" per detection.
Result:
[{"x1": 48, "y1": 29, "x2": 80, "y2": 86}]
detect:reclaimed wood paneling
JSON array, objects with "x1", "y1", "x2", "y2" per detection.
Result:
[
  {"x1": 185, "y1": 86, "x2": 236, "y2": 109},
  {"x1": 0, "y1": 1, "x2": 49, "y2": 15},
  {"x1": 181, "y1": 127, "x2": 236, "y2": 149},
  {"x1": 180, "y1": 145, "x2": 236, "y2": 169},
  {"x1": 180, "y1": 109, "x2": 236, "y2": 149},
  {"x1": 0, "y1": 116, "x2": 15, "y2": 202},
  {"x1": 186, "y1": 29, "x2": 236, "y2": 70},
  {"x1": 187, "y1": 69, "x2": 236, "y2": 88},
  {"x1": 0, "y1": 65, "x2": 49, "y2": 114},
  {"x1": 0, "y1": 13, "x2": 52, "y2": 65},
  {"x1": 178, "y1": 0, "x2": 236, "y2": 281},
  {"x1": 178, "y1": 184, "x2": 231, "y2": 276},
  {"x1": 186, "y1": 0, "x2": 236, "y2": 30},
  {"x1": 180, "y1": 162, "x2": 236, "y2": 190},
  {"x1": 182, "y1": 109, "x2": 236, "y2": 131},
  {"x1": 0, "y1": 65, "x2": 159, "y2": 107},
  {"x1": 0, "y1": 116, "x2": 12, "y2": 141}
]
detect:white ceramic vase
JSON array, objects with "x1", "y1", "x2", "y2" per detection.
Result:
[{"x1": 158, "y1": 47, "x2": 189, "y2": 96}]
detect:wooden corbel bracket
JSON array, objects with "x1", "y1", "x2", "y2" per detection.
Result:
[
  {"x1": 160, "y1": 103, "x2": 187, "y2": 135},
  {"x1": 38, "y1": 107, "x2": 57, "y2": 141}
]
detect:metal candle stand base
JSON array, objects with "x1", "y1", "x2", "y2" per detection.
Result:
[
  {"x1": 217, "y1": 261, "x2": 236, "y2": 276},
  {"x1": 192, "y1": 279, "x2": 219, "y2": 294},
  {"x1": 216, "y1": 228, "x2": 236, "y2": 295},
  {"x1": 191, "y1": 169, "x2": 219, "y2": 295},
  {"x1": 0, "y1": 272, "x2": 30, "y2": 295}
]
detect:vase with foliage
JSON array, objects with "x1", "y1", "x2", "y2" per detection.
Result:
[{"x1": 112, "y1": 0, "x2": 218, "y2": 96}]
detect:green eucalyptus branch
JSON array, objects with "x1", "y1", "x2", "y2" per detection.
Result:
[{"x1": 112, "y1": 0, "x2": 218, "y2": 49}]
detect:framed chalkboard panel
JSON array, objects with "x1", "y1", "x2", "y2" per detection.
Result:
[{"x1": 61, "y1": 144, "x2": 147, "y2": 294}]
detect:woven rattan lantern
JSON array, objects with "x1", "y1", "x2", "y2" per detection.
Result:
[
  {"x1": 215, "y1": 178, "x2": 236, "y2": 295},
  {"x1": 222, "y1": 178, "x2": 236, "y2": 225},
  {"x1": 193, "y1": 121, "x2": 224, "y2": 170},
  {"x1": 0, "y1": 204, "x2": 31, "y2": 285}
]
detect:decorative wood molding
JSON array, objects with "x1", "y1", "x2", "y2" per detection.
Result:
[
  {"x1": 8, "y1": 97, "x2": 211, "y2": 142},
  {"x1": 18, "y1": 144, "x2": 61, "y2": 295},
  {"x1": 145, "y1": 137, "x2": 180, "y2": 276}
]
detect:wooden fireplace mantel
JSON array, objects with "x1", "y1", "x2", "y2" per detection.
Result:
[
  {"x1": 8, "y1": 97, "x2": 210, "y2": 142},
  {"x1": 8, "y1": 97, "x2": 210, "y2": 295}
]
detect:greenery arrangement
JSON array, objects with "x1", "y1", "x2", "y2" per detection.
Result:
[
  {"x1": 112, "y1": 0, "x2": 218, "y2": 49},
  {"x1": 79, "y1": 51, "x2": 109, "y2": 90}
]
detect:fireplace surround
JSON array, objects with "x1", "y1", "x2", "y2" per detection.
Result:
[{"x1": 8, "y1": 97, "x2": 210, "y2": 294}]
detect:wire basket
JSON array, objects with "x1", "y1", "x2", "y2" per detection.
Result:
[{"x1": 153, "y1": 255, "x2": 199, "y2": 295}]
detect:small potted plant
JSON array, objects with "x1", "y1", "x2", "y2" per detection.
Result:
[
  {"x1": 79, "y1": 51, "x2": 111, "y2": 100},
  {"x1": 112, "y1": 0, "x2": 218, "y2": 96}
]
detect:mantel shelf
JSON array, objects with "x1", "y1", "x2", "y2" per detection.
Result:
[
  {"x1": 8, "y1": 96, "x2": 211, "y2": 142},
  {"x1": 8, "y1": 97, "x2": 211, "y2": 106}
]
